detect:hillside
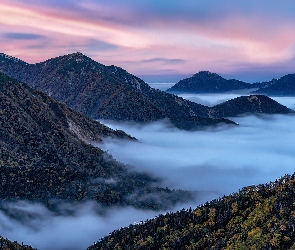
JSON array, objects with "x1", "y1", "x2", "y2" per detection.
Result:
[
  {"x1": 166, "y1": 71, "x2": 256, "y2": 93},
  {"x1": 0, "y1": 72, "x2": 193, "y2": 210},
  {"x1": 0, "y1": 236, "x2": 35, "y2": 250},
  {"x1": 209, "y1": 95, "x2": 294, "y2": 118},
  {"x1": 88, "y1": 173, "x2": 295, "y2": 250},
  {"x1": 0, "y1": 53, "x2": 235, "y2": 130},
  {"x1": 253, "y1": 74, "x2": 295, "y2": 96}
]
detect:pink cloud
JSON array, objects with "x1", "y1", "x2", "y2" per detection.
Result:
[{"x1": 0, "y1": 0, "x2": 294, "y2": 81}]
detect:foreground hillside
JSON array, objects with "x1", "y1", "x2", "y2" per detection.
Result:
[
  {"x1": 88, "y1": 173, "x2": 295, "y2": 250},
  {"x1": 0, "y1": 72, "x2": 192, "y2": 210}
]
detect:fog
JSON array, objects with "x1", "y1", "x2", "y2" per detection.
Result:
[
  {"x1": 1, "y1": 94, "x2": 294, "y2": 250},
  {"x1": 0, "y1": 201, "x2": 168, "y2": 250},
  {"x1": 101, "y1": 113, "x2": 295, "y2": 196},
  {"x1": 100, "y1": 93, "x2": 295, "y2": 204}
]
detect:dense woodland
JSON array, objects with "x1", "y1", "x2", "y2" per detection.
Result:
[
  {"x1": 0, "y1": 72, "x2": 193, "y2": 211},
  {"x1": 89, "y1": 173, "x2": 295, "y2": 250},
  {"x1": 0, "y1": 52, "x2": 240, "y2": 130}
]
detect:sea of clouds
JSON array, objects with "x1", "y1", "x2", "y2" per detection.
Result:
[{"x1": 1, "y1": 93, "x2": 294, "y2": 250}]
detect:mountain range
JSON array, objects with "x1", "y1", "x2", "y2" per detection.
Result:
[
  {"x1": 167, "y1": 71, "x2": 295, "y2": 95},
  {"x1": 0, "y1": 53, "x2": 293, "y2": 131}
]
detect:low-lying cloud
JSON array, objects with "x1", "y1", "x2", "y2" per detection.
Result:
[
  {"x1": 1, "y1": 94, "x2": 294, "y2": 250},
  {"x1": 0, "y1": 201, "x2": 168, "y2": 250},
  {"x1": 101, "y1": 113, "x2": 295, "y2": 198}
]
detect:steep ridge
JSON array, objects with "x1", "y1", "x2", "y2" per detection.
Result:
[
  {"x1": 0, "y1": 53, "x2": 235, "y2": 130},
  {"x1": 166, "y1": 71, "x2": 257, "y2": 93},
  {"x1": 0, "y1": 72, "x2": 193, "y2": 210},
  {"x1": 253, "y1": 73, "x2": 295, "y2": 96},
  {"x1": 88, "y1": 173, "x2": 295, "y2": 249},
  {"x1": 209, "y1": 95, "x2": 294, "y2": 118}
]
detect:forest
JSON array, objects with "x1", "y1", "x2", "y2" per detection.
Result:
[{"x1": 89, "y1": 173, "x2": 295, "y2": 250}]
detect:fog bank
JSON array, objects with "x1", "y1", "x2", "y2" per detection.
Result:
[
  {"x1": 1, "y1": 94, "x2": 294, "y2": 250},
  {"x1": 0, "y1": 201, "x2": 171, "y2": 250},
  {"x1": 101, "y1": 113, "x2": 295, "y2": 199}
]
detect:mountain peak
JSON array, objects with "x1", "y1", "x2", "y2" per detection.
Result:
[
  {"x1": 195, "y1": 71, "x2": 220, "y2": 77},
  {"x1": 0, "y1": 52, "x2": 28, "y2": 64},
  {"x1": 167, "y1": 71, "x2": 250, "y2": 93}
]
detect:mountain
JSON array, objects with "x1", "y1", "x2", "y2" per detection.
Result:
[
  {"x1": 0, "y1": 72, "x2": 193, "y2": 210},
  {"x1": 0, "y1": 53, "x2": 235, "y2": 130},
  {"x1": 1, "y1": 53, "x2": 292, "y2": 129},
  {"x1": 88, "y1": 173, "x2": 295, "y2": 250},
  {"x1": 253, "y1": 74, "x2": 295, "y2": 96},
  {"x1": 209, "y1": 95, "x2": 294, "y2": 118},
  {"x1": 166, "y1": 71, "x2": 257, "y2": 93},
  {"x1": 167, "y1": 70, "x2": 295, "y2": 96}
]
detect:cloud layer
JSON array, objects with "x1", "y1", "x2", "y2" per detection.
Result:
[
  {"x1": 100, "y1": 95, "x2": 295, "y2": 197},
  {"x1": 0, "y1": 95, "x2": 294, "y2": 249},
  {"x1": 1, "y1": 0, "x2": 295, "y2": 81}
]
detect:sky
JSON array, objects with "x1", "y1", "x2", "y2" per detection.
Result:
[{"x1": 1, "y1": 0, "x2": 295, "y2": 82}]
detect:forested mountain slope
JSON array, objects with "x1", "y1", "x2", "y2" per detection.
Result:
[
  {"x1": 0, "y1": 72, "x2": 193, "y2": 210},
  {"x1": 88, "y1": 173, "x2": 295, "y2": 250},
  {"x1": 1, "y1": 53, "x2": 292, "y2": 131},
  {"x1": 0, "y1": 52, "x2": 235, "y2": 130}
]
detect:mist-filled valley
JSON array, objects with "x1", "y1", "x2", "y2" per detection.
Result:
[
  {"x1": 1, "y1": 93, "x2": 294, "y2": 250},
  {"x1": 100, "y1": 94, "x2": 295, "y2": 198}
]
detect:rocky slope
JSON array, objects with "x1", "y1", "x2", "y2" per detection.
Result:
[
  {"x1": 0, "y1": 72, "x2": 193, "y2": 210},
  {"x1": 0, "y1": 53, "x2": 235, "y2": 130},
  {"x1": 88, "y1": 173, "x2": 295, "y2": 250},
  {"x1": 166, "y1": 71, "x2": 257, "y2": 93},
  {"x1": 253, "y1": 73, "x2": 295, "y2": 96},
  {"x1": 209, "y1": 95, "x2": 294, "y2": 118}
]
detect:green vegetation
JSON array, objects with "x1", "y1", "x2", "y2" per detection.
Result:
[{"x1": 89, "y1": 174, "x2": 295, "y2": 250}]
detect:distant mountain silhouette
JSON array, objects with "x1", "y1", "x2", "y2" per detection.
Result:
[
  {"x1": 167, "y1": 71, "x2": 257, "y2": 93},
  {"x1": 253, "y1": 73, "x2": 295, "y2": 96},
  {"x1": 0, "y1": 72, "x2": 193, "y2": 210},
  {"x1": 167, "y1": 71, "x2": 295, "y2": 96},
  {"x1": 0, "y1": 53, "x2": 236, "y2": 130}
]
